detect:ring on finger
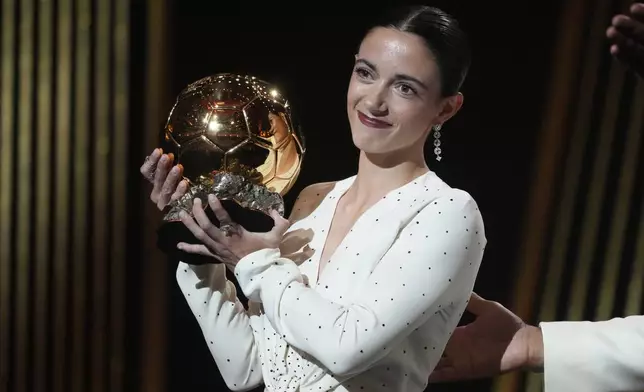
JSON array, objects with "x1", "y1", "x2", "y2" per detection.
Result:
[
  {"x1": 147, "y1": 168, "x2": 157, "y2": 180},
  {"x1": 219, "y1": 223, "x2": 238, "y2": 237}
]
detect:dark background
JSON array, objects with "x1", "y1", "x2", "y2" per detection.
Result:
[
  {"x1": 163, "y1": 2, "x2": 560, "y2": 391},
  {"x1": 7, "y1": 0, "x2": 642, "y2": 392}
]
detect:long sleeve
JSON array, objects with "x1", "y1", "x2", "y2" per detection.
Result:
[
  {"x1": 176, "y1": 262, "x2": 263, "y2": 391},
  {"x1": 540, "y1": 316, "x2": 644, "y2": 392},
  {"x1": 233, "y1": 191, "x2": 485, "y2": 377}
]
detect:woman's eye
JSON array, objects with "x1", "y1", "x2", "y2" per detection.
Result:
[
  {"x1": 397, "y1": 84, "x2": 416, "y2": 96},
  {"x1": 354, "y1": 67, "x2": 372, "y2": 79}
]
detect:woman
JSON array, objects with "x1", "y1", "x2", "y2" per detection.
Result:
[{"x1": 141, "y1": 5, "x2": 486, "y2": 391}]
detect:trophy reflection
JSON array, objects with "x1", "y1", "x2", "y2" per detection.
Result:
[
  {"x1": 157, "y1": 73, "x2": 305, "y2": 264},
  {"x1": 256, "y1": 112, "x2": 301, "y2": 193}
]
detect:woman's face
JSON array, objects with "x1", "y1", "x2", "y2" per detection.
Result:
[{"x1": 347, "y1": 27, "x2": 462, "y2": 156}]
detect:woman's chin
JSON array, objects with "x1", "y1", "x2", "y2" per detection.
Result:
[
  {"x1": 354, "y1": 144, "x2": 391, "y2": 157},
  {"x1": 352, "y1": 133, "x2": 388, "y2": 154}
]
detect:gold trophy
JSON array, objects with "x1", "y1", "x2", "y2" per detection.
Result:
[{"x1": 157, "y1": 73, "x2": 305, "y2": 264}]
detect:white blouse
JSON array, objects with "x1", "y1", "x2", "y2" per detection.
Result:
[{"x1": 176, "y1": 171, "x2": 486, "y2": 391}]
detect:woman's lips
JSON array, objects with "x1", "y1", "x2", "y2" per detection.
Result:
[{"x1": 357, "y1": 111, "x2": 393, "y2": 129}]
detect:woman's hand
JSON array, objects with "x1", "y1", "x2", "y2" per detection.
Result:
[
  {"x1": 140, "y1": 148, "x2": 217, "y2": 259},
  {"x1": 608, "y1": 3, "x2": 644, "y2": 78},
  {"x1": 139, "y1": 148, "x2": 189, "y2": 210},
  {"x1": 178, "y1": 195, "x2": 290, "y2": 268}
]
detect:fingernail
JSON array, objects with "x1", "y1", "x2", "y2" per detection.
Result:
[
  {"x1": 208, "y1": 194, "x2": 216, "y2": 202},
  {"x1": 168, "y1": 153, "x2": 174, "y2": 161},
  {"x1": 171, "y1": 166, "x2": 180, "y2": 174},
  {"x1": 153, "y1": 148, "x2": 162, "y2": 157},
  {"x1": 160, "y1": 154, "x2": 168, "y2": 162},
  {"x1": 177, "y1": 243, "x2": 184, "y2": 250},
  {"x1": 179, "y1": 211, "x2": 187, "y2": 219},
  {"x1": 193, "y1": 198, "x2": 201, "y2": 205}
]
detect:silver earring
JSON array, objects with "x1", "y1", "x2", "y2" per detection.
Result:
[{"x1": 433, "y1": 124, "x2": 443, "y2": 161}]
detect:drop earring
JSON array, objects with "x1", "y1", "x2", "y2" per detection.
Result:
[{"x1": 432, "y1": 124, "x2": 443, "y2": 161}]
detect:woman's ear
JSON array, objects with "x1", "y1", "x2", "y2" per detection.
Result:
[{"x1": 435, "y1": 92, "x2": 464, "y2": 125}]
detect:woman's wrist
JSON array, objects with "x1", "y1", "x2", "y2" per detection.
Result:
[{"x1": 524, "y1": 325, "x2": 544, "y2": 372}]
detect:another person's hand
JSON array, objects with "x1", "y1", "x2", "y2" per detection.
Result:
[
  {"x1": 178, "y1": 195, "x2": 290, "y2": 268},
  {"x1": 608, "y1": 2, "x2": 644, "y2": 78},
  {"x1": 429, "y1": 293, "x2": 544, "y2": 383},
  {"x1": 139, "y1": 148, "x2": 189, "y2": 210}
]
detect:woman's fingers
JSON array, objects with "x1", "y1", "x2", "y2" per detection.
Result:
[
  {"x1": 151, "y1": 153, "x2": 173, "y2": 203},
  {"x1": 156, "y1": 164, "x2": 184, "y2": 209},
  {"x1": 140, "y1": 148, "x2": 162, "y2": 182},
  {"x1": 192, "y1": 198, "x2": 223, "y2": 239},
  {"x1": 176, "y1": 242, "x2": 217, "y2": 258},
  {"x1": 207, "y1": 195, "x2": 232, "y2": 224},
  {"x1": 170, "y1": 180, "x2": 189, "y2": 203},
  {"x1": 269, "y1": 209, "x2": 290, "y2": 236},
  {"x1": 179, "y1": 210, "x2": 222, "y2": 252}
]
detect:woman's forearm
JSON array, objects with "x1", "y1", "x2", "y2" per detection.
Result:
[{"x1": 176, "y1": 262, "x2": 264, "y2": 390}]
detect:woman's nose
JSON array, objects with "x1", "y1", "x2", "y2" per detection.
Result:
[{"x1": 364, "y1": 87, "x2": 388, "y2": 114}]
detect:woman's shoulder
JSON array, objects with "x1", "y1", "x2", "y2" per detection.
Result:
[
  {"x1": 419, "y1": 175, "x2": 484, "y2": 227},
  {"x1": 438, "y1": 187, "x2": 479, "y2": 206},
  {"x1": 298, "y1": 181, "x2": 338, "y2": 199},
  {"x1": 427, "y1": 173, "x2": 479, "y2": 208},
  {"x1": 287, "y1": 181, "x2": 338, "y2": 223},
  {"x1": 415, "y1": 178, "x2": 485, "y2": 237}
]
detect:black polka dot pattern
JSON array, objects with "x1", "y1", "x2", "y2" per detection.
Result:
[
  {"x1": 174, "y1": 263, "x2": 265, "y2": 390},
  {"x1": 175, "y1": 172, "x2": 487, "y2": 391}
]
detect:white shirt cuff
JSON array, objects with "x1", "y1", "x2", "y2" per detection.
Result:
[{"x1": 234, "y1": 248, "x2": 303, "y2": 303}]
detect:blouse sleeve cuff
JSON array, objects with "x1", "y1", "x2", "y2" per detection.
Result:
[
  {"x1": 539, "y1": 320, "x2": 593, "y2": 390},
  {"x1": 234, "y1": 248, "x2": 304, "y2": 303}
]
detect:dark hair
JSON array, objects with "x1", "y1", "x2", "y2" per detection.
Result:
[{"x1": 371, "y1": 5, "x2": 471, "y2": 97}]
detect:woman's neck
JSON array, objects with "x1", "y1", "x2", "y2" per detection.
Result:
[{"x1": 345, "y1": 150, "x2": 429, "y2": 207}]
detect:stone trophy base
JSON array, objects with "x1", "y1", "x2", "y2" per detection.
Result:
[{"x1": 156, "y1": 172, "x2": 284, "y2": 265}]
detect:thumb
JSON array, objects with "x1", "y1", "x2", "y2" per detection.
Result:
[
  {"x1": 269, "y1": 209, "x2": 290, "y2": 236},
  {"x1": 465, "y1": 292, "x2": 489, "y2": 316}
]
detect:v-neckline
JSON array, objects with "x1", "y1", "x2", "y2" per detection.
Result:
[
  {"x1": 312, "y1": 178, "x2": 354, "y2": 285},
  {"x1": 311, "y1": 171, "x2": 432, "y2": 287}
]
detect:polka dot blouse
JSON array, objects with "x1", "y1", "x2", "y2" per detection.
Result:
[{"x1": 176, "y1": 171, "x2": 486, "y2": 391}]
